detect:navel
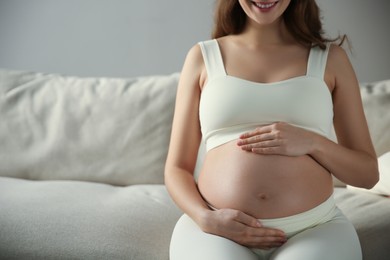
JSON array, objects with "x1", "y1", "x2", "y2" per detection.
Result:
[{"x1": 257, "y1": 193, "x2": 268, "y2": 200}]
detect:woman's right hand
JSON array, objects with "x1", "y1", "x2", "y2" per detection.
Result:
[{"x1": 199, "y1": 208, "x2": 287, "y2": 250}]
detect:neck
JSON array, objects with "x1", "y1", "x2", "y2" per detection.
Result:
[{"x1": 240, "y1": 18, "x2": 293, "y2": 47}]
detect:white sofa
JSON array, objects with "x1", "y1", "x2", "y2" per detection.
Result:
[{"x1": 0, "y1": 68, "x2": 389, "y2": 260}]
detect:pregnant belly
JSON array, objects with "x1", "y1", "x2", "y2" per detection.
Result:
[{"x1": 197, "y1": 141, "x2": 333, "y2": 219}]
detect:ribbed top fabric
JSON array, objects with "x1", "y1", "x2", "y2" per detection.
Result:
[{"x1": 199, "y1": 39, "x2": 333, "y2": 151}]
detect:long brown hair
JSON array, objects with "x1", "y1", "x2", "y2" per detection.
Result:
[{"x1": 212, "y1": 0, "x2": 346, "y2": 49}]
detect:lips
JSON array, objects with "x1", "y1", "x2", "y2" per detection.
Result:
[{"x1": 252, "y1": 1, "x2": 279, "y2": 10}]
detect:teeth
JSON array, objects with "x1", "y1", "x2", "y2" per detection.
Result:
[{"x1": 254, "y1": 2, "x2": 276, "y2": 9}]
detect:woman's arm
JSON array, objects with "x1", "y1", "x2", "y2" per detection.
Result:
[
  {"x1": 237, "y1": 45, "x2": 379, "y2": 189},
  {"x1": 164, "y1": 44, "x2": 209, "y2": 223},
  {"x1": 309, "y1": 45, "x2": 379, "y2": 188}
]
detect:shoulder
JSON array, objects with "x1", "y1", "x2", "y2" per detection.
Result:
[
  {"x1": 185, "y1": 43, "x2": 204, "y2": 66},
  {"x1": 179, "y1": 43, "x2": 207, "y2": 90},
  {"x1": 326, "y1": 43, "x2": 353, "y2": 76},
  {"x1": 327, "y1": 43, "x2": 350, "y2": 67},
  {"x1": 181, "y1": 42, "x2": 207, "y2": 78},
  {"x1": 325, "y1": 43, "x2": 356, "y2": 91}
]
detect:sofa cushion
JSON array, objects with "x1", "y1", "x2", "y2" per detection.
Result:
[
  {"x1": 360, "y1": 79, "x2": 390, "y2": 157},
  {"x1": 1, "y1": 177, "x2": 388, "y2": 260},
  {"x1": 0, "y1": 177, "x2": 182, "y2": 260},
  {"x1": 348, "y1": 151, "x2": 390, "y2": 196},
  {"x1": 334, "y1": 187, "x2": 390, "y2": 260},
  {"x1": 0, "y1": 69, "x2": 179, "y2": 185}
]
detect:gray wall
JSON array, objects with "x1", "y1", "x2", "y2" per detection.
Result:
[
  {"x1": 0, "y1": 0, "x2": 389, "y2": 82},
  {"x1": 0, "y1": 0, "x2": 213, "y2": 77},
  {"x1": 318, "y1": 0, "x2": 390, "y2": 82}
]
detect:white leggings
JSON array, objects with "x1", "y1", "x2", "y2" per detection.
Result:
[{"x1": 170, "y1": 196, "x2": 362, "y2": 260}]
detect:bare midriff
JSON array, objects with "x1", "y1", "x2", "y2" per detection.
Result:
[{"x1": 197, "y1": 140, "x2": 333, "y2": 219}]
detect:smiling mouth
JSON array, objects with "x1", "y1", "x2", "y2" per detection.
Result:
[{"x1": 252, "y1": 1, "x2": 279, "y2": 9}]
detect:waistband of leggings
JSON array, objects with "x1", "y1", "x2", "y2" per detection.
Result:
[{"x1": 259, "y1": 194, "x2": 337, "y2": 235}]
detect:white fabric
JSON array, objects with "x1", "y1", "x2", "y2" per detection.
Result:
[
  {"x1": 171, "y1": 209, "x2": 361, "y2": 260},
  {"x1": 333, "y1": 188, "x2": 390, "y2": 260},
  {"x1": 360, "y1": 79, "x2": 390, "y2": 157},
  {"x1": 1, "y1": 176, "x2": 388, "y2": 260},
  {"x1": 0, "y1": 69, "x2": 179, "y2": 185},
  {"x1": 0, "y1": 176, "x2": 182, "y2": 259},
  {"x1": 347, "y1": 151, "x2": 390, "y2": 196},
  {"x1": 198, "y1": 40, "x2": 333, "y2": 151}
]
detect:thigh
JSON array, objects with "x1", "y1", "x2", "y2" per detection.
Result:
[
  {"x1": 170, "y1": 214, "x2": 260, "y2": 260},
  {"x1": 270, "y1": 210, "x2": 362, "y2": 260}
]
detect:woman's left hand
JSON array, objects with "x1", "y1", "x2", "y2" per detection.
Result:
[{"x1": 237, "y1": 122, "x2": 317, "y2": 156}]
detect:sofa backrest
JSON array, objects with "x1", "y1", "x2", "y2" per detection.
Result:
[
  {"x1": 360, "y1": 80, "x2": 390, "y2": 157},
  {"x1": 0, "y1": 69, "x2": 389, "y2": 186},
  {"x1": 0, "y1": 69, "x2": 179, "y2": 186}
]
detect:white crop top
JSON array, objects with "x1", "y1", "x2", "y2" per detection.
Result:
[{"x1": 199, "y1": 39, "x2": 333, "y2": 152}]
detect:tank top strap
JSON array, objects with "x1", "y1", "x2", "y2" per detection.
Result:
[
  {"x1": 306, "y1": 43, "x2": 331, "y2": 79},
  {"x1": 198, "y1": 39, "x2": 226, "y2": 80}
]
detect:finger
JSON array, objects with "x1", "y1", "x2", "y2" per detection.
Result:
[
  {"x1": 239, "y1": 125, "x2": 273, "y2": 139},
  {"x1": 251, "y1": 146, "x2": 282, "y2": 154},
  {"x1": 240, "y1": 140, "x2": 281, "y2": 151},
  {"x1": 243, "y1": 224, "x2": 286, "y2": 239},
  {"x1": 261, "y1": 228, "x2": 286, "y2": 239},
  {"x1": 244, "y1": 231, "x2": 287, "y2": 248},
  {"x1": 237, "y1": 133, "x2": 275, "y2": 145},
  {"x1": 235, "y1": 226, "x2": 287, "y2": 248},
  {"x1": 240, "y1": 140, "x2": 283, "y2": 152},
  {"x1": 256, "y1": 227, "x2": 286, "y2": 238},
  {"x1": 233, "y1": 211, "x2": 262, "y2": 228}
]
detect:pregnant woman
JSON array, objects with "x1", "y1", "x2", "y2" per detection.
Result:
[{"x1": 165, "y1": 0, "x2": 379, "y2": 259}]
